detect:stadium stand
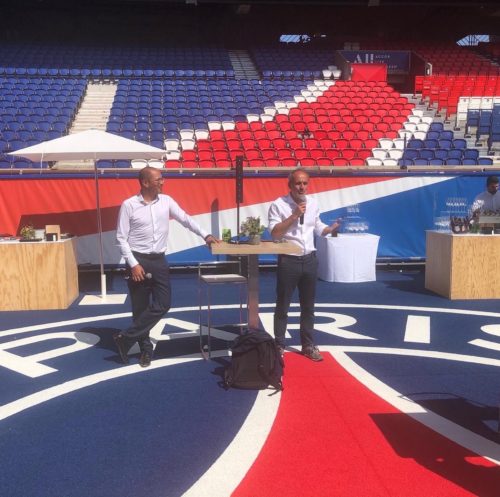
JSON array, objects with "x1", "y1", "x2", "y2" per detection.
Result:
[{"x1": 0, "y1": 38, "x2": 498, "y2": 170}]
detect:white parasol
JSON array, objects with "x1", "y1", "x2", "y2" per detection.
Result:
[{"x1": 9, "y1": 129, "x2": 166, "y2": 303}]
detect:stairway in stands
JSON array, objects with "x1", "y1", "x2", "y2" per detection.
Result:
[
  {"x1": 228, "y1": 50, "x2": 260, "y2": 79},
  {"x1": 54, "y1": 82, "x2": 117, "y2": 169}
]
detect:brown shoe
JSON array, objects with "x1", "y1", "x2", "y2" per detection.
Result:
[
  {"x1": 301, "y1": 345, "x2": 323, "y2": 362},
  {"x1": 139, "y1": 351, "x2": 152, "y2": 368},
  {"x1": 113, "y1": 333, "x2": 129, "y2": 364}
]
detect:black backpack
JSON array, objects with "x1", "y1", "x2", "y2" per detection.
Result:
[{"x1": 224, "y1": 330, "x2": 284, "y2": 391}]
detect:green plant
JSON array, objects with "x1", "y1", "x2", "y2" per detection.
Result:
[
  {"x1": 240, "y1": 216, "x2": 266, "y2": 236},
  {"x1": 20, "y1": 224, "x2": 36, "y2": 239}
]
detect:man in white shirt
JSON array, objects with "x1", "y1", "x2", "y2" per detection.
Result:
[
  {"x1": 268, "y1": 168, "x2": 339, "y2": 361},
  {"x1": 471, "y1": 175, "x2": 500, "y2": 215},
  {"x1": 115, "y1": 166, "x2": 218, "y2": 367}
]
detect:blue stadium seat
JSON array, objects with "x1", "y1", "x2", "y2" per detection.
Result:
[
  {"x1": 463, "y1": 149, "x2": 479, "y2": 160},
  {"x1": 419, "y1": 149, "x2": 435, "y2": 160},
  {"x1": 452, "y1": 138, "x2": 467, "y2": 149},
  {"x1": 13, "y1": 159, "x2": 32, "y2": 168},
  {"x1": 478, "y1": 157, "x2": 493, "y2": 165},
  {"x1": 423, "y1": 139, "x2": 438, "y2": 149},
  {"x1": 402, "y1": 149, "x2": 419, "y2": 160},
  {"x1": 398, "y1": 159, "x2": 414, "y2": 167},
  {"x1": 439, "y1": 130, "x2": 454, "y2": 141},
  {"x1": 447, "y1": 149, "x2": 463, "y2": 160},
  {"x1": 429, "y1": 122, "x2": 444, "y2": 132},
  {"x1": 438, "y1": 139, "x2": 452, "y2": 150},
  {"x1": 428, "y1": 158, "x2": 444, "y2": 166},
  {"x1": 97, "y1": 160, "x2": 113, "y2": 168},
  {"x1": 115, "y1": 160, "x2": 131, "y2": 168},
  {"x1": 433, "y1": 149, "x2": 449, "y2": 161}
]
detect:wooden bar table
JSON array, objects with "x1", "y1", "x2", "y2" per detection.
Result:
[
  {"x1": 211, "y1": 240, "x2": 301, "y2": 329},
  {"x1": 425, "y1": 231, "x2": 500, "y2": 299},
  {"x1": 0, "y1": 237, "x2": 79, "y2": 311}
]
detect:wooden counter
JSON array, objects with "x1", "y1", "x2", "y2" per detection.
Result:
[
  {"x1": 211, "y1": 240, "x2": 301, "y2": 257},
  {"x1": 0, "y1": 238, "x2": 79, "y2": 311},
  {"x1": 425, "y1": 231, "x2": 500, "y2": 299}
]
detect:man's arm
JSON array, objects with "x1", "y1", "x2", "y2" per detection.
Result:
[
  {"x1": 116, "y1": 202, "x2": 147, "y2": 281},
  {"x1": 116, "y1": 202, "x2": 139, "y2": 268},
  {"x1": 321, "y1": 220, "x2": 341, "y2": 237},
  {"x1": 269, "y1": 201, "x2": 304, "y2": 240},
  {"x1": 169, "y1": 197, "x2": 220, "y2": 244}
]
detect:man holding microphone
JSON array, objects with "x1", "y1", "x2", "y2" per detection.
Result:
[
  {"x1": 115, "y1": 166, "x2": 218, "y2": 367},
  {"x1": 268, "y1": 168, "x2": 340, "y2": 361}
]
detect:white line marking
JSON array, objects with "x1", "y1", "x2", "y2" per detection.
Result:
[
  {"x1": 0, "y1": 312, "x2": 130, "y2": 338},
  {"x1": 0, "y1": 331, "x2": 100, "y2": 378},
  {"x1": 181, "y1": 389, "x2": 281, "y2": 497},
  {"x1": 326, "y1": 345, "x2": 500, "y2": 465},
  {"x1": 0, "y1": 347, "x2": 280, "y2": 497},
  {"x1": 404, "y1": 315, "x2": 430, "y2": 343},
  {"x1": 469, "y1": 338, "x2": 500, "y2": 352},
  {"x1": 480, "y1": 324, "x2": 500, "y2": 337},
  {"x1": 3, "y1": 302, "x2": 500, "y2": 339},
  {"x1": 0, "y1": 355, "x2": 200, "y2": 421}
]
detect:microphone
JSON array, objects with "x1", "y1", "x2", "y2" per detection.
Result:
[
  {"x1": 298, "y1": 194, "x2": 306, "y2": 225},
  {"x1": 125, "y1": 272, "x2": 152, "y2": 281}
]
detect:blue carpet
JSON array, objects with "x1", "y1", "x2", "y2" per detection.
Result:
[{"x1": 1, "y1": 268, "x2": 499, "y2": 496}]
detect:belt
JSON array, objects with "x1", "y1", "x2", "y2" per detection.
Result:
[
  {"x1": 132, "y1": 251, "x2": 165, "y2": 260},
  {"x1": 280, "y1": 252, "x2": 316, "y2": 261}
]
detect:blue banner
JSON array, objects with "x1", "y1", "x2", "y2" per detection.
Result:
[{"x1": 341, "y1": 51, "x2": 410, "y2": 73}]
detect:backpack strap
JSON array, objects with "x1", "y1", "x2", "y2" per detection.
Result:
[{"x1": 256, "y1": 343, "x2": 283, "y2": 391}]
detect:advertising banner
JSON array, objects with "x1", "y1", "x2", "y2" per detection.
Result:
[
  {"x1": 341, "y1": 51, "x2": 411, "y2": 73},
  {"x1": 0, "y1": 174, "x2": 492, "y2": 264}
]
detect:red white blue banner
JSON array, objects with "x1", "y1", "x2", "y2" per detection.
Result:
[{"x1": 0, "y1": 173, "x2": 493, "y2": 264}]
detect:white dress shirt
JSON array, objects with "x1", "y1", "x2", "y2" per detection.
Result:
[
  {"x1": 268, "y1": 193, "x2": 327, "y2": 255},
  {"x1": 117, "y1": 193, "x2": 208, "y2": 268}
]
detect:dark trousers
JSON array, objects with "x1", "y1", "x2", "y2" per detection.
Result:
[
  {"x1": 122, "y1": 252, "x2": 171, "y2": 354},
  {"x1": 274, "y1": 252, "x2": 318, "y2": 349}
]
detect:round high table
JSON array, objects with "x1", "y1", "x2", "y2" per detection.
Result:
[{"x1": 316, "y1": 233, "x2": 380, "y2": 283}]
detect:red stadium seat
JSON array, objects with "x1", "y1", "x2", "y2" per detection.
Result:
[
  {"x1": 245, "y1": 149, "x2": 262, "y2": 160},
  {"x1": 332, "y1": 157, "x2": 349, "y2": 166},
  {"x1": 280, "y1": 158, "x2": 298, "y2": 167},
  {"x1": 294, "y1": 148, "x2": 310, "y2": 160},
  {"x1": 199, "y1": 159, "x2": 216, "y2": 168},
  {"x1": 299, "y1": 158, "x2": 317, "y2": 167},
  {"x1": 316, "y1": 157, "x2": 331, "y2": 166}
]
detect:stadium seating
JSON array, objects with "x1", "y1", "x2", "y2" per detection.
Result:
[{"x1": 0, "y1": 41, "x2": 495, "y2": 169}]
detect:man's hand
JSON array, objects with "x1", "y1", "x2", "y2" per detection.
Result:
[
  {"x1": 330, "y1": 219, "x2": 341, "y2": 232},
  {"x1": 322, "y1": 218, "x2": 341, "y2": 237},
  {"x1": 204, "y1": 234, "x2": 220, "y2": 246},
  {"x1": 293, "y1": 202, "x2": 306, "y2": 220},
  {"x1": 131, "y1": 264, "x2": 146, "y2": 282}
]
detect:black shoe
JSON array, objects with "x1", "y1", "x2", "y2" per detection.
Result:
[
  {"x1": 139, "y1": 351, "x2": 152, "y2": 368},
  {"x1": 301, "y1": 345, "x2": 323, "y2": 362},
  {"x1": 113, "y1": 333, "x2": 129, "y2": 364}
]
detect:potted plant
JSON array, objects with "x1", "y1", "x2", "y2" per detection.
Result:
[
  {"x1": 19, "y1": 224, "x2": 36, "y2": 240},
  {"x1": 240, "y1": 216, "x2": 266, "y2": 245}
]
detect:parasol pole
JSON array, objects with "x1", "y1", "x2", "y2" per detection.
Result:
[{"x1": 93, "y1": 154, "x2": 106, "y2": 300}]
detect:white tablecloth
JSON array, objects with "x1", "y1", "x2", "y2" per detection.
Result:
[{"x1": 316, "y1": 233, "x2": 380, "y2": 283}]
